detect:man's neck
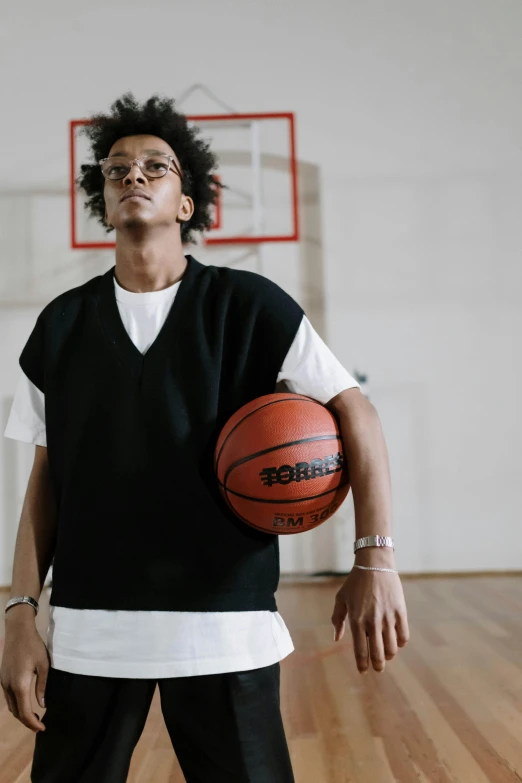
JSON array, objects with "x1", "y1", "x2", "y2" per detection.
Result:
[{"x1": 114, "y1": 231, "x2": 189, "y2": 293}]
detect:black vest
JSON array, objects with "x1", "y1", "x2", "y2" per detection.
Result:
[{"x1": 19, "y1": 256, "x2": 304, "y2": 612}]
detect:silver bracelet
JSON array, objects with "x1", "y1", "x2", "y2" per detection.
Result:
[
  {"x1": 352, "y1": 564, "x2": 398, "y2": 574},
  {"x1": 354, "y1": 535, "x2": 394, "y2": 554},
  {"x1": 5, "y1": 596, "x2": 39, "y2": 616}
]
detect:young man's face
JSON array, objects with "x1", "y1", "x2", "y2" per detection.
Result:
[{"x1": 103, "y1": 134, "x2": 194, "y2": 235}]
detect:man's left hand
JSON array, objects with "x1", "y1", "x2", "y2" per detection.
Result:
[{"x1": 331, "y1": 568, "x2": 410, "y2": 674}]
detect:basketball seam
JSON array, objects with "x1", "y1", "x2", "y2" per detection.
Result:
[
  {"x1": 223, "y1": 433, "x2": 342, "y2": 486},
  {"x1": 217, "y1": 481, "x2": 350, "y2": 505},
  {"x1": 214, "y1": 395, "x2": 326, "y2": 475}
]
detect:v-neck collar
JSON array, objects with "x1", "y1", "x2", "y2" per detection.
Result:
[{"x1": 96, "y1": 254, "x2": 203, "y2": 381}]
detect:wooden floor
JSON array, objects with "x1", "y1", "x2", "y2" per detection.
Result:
[{"x1": 1, "y1": 576, "x2": 522, "y2": 782}]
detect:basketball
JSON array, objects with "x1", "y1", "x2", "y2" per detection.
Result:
[{"x1": 214, "y1": 393, "x2": 351, "y2": 535}]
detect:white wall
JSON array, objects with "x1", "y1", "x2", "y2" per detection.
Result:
[
  {"x1": 1, "y1": 310, "x2": 44, "y2": 587},
  {"x1": 1, "y1": 0, "x2": 521, "y2": 583}
]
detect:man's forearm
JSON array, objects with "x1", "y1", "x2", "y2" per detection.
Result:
[
  {"x1": 6, "y1": 445, "x2": 58, "y2": 628},
  {"x1": 326, "y1": 388, "x2": 396, "y2": 567}
]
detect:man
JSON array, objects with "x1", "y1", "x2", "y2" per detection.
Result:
[{"x1": 1, "y1": 92, "x2": 409, "y2": 782}]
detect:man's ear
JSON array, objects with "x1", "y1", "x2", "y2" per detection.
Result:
[{"x1": 178, "y1": 195, "x2": 194, "y2": 223}]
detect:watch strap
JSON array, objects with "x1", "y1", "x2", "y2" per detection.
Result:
[{"x1": 354, "y1": 535, "x2": 394, "y2": 554}]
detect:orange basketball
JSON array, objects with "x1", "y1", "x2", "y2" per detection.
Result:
[{"x1": 214, "y1": 393, "x2": 350, "y2": 535}]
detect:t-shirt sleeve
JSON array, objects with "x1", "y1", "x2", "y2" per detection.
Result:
[
  {"x1": 19, "y1": 313, "x2": 45, "y2": 393},
  {"x1": 277, "y1": 315, "x2": 360, "y2": 404},
  {"x1": 4, "y1": 371, "x2": 47, "y2": 446}
]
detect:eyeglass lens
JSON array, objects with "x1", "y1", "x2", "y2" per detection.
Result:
[{"x1": 102, "y1": 155, "x2": 175, "y2": 180}]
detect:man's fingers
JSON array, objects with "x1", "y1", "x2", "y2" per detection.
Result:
[
  {"x1": 4, "y1": 687, "x2": 18, "y2": 719},
  {"x1": 332, "y1": 594, "x2": 348, "y2": 641},
  {"x1": 12, "y1": 681, "x2": 46, "y2": 733},
  {"x1": 351, "y1": 621, "x2": 369, "y2": 673},
  {"x1": 35, "y1": 662, "x2": 49, "y2": 709},
  {"x1": 367, "y1": 620, "x2": 386, "y2": 672},
  {"x1": 396, "y1": 612, "x2": 410, "y2": 646},
  {"x1": 334, "y1": 620, "x2": 346, "y2": 642},
  {"x1": 383, "y1": 614, "x2": 399, "y2": 660}
]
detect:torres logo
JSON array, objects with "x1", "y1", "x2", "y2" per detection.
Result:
[{"x1": 259, "y1": 452, "x2": 344, "y2": 487}]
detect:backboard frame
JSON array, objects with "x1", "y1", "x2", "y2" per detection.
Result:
[{"x1": 69, "y1": 112, "x2": 299, "y2": 249}]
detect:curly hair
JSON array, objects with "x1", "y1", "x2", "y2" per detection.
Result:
[{"x1": 76, "y1": 91, "x2": 222, "y2": 244}]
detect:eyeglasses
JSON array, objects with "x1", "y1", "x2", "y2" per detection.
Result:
[{"x1": 99, "y1": 154, "x2": 184, "y2": 182}]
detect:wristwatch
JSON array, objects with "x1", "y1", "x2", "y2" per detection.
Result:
[
  {"x1": 354, "y1": 535, "x2": 394, "y2": 554},
  {"x1": 5, "y1": 596, "x2": 39, "y2": 616}
]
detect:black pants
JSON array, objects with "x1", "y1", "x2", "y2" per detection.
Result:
[{"x1": 31, "y1": 662, "x2": 295, "y2": 783}]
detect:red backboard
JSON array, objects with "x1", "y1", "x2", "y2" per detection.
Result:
[{"x1": 69, "y1": 112, "x2": 299, "y2": 249}]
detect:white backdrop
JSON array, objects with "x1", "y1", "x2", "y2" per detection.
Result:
[{"x1": 1, "y1": 0, "x2": 522, "y2": 585}]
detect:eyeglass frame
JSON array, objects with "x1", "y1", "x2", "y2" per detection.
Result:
[{"x1": 99, "y1": 154, "x2": 184, "y2": 183}]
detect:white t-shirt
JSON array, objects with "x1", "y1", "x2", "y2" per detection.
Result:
[{"x1": 4, "y1": 271, "x2": 359, "y2": 678}]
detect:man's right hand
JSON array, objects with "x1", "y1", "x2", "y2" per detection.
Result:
[{"x1": 1, "y1": 611, "x2": 49, "y2": 733}]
